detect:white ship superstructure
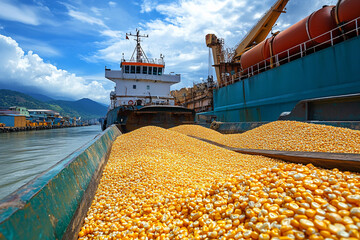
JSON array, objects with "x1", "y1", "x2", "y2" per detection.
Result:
[{"x1": 105, "y1": 30, "x2": 180, "y2": 109}]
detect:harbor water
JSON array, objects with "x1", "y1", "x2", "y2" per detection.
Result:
[{"x1": 0, "y1": 125, "x2": 102, "y2": 201}]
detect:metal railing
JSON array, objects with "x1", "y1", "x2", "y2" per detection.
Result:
[
  {"x1": 121, "y1": 58, "x2": 165, "y2": 65},
  {"x1": 218, "y1": 16, "x2": 360, "y2": 88}
]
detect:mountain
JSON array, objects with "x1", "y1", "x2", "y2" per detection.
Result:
[
  {"x1": 27, "y1": 93, "x2": 54, "y2": 102},
  {"x1": 0, "y1": 89, "x2": 107, "y2": 120},
  {"x1": 0, "y1": 89, "x2": 50, "y2": 109},
  {"x1": 0, "y1": 83, "x2": 74, "y2": 101},
  {"x1": 49, "y1": 98, "x2": 108, "y2": 120}
]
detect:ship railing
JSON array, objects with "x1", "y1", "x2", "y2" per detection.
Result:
[
  {"x1": 218, "y1": 16, "x2": 360, "y2": 88},
  {"x1": 121, "y1": 58, "x2": 165, "y2": 65}
]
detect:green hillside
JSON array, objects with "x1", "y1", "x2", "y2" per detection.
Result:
[
  {"x1": 0, "y1": 89, "x2": 50, "y2": 109},
  {"x1": 49, "y1": 98, "x2": 108, "y2": 120},
  {"x1": 0, "y1": 89, "x2": 107, "y2": 120}
]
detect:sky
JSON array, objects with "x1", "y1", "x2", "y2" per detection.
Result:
[{"x1": 0, "y1": 0, "x2": 337, "y2": 104}]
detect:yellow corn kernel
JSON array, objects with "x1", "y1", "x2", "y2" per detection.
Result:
[
  {"x1": 77, "y1": 125, "x2": 360, "y2": 239},
  {"x1": 299, "y1": 219, "x2": 315, "y2": 229}
]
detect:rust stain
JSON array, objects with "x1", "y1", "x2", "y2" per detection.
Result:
[
  {"x1": 0, "y1": 198, "x2": 24, "y2": 210},
  {"x1": 49, "y1": 214, "x2": 58, "y2": 228}
]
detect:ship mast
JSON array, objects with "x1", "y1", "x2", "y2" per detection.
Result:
[{"x1": 127, "y1": 29, "x2": 149, "y2": 63}]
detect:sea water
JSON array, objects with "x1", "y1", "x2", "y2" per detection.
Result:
[{"x1": 0, "y1": 125, "x2": 102, "y2": 200}]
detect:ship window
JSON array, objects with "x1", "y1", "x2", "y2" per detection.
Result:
[
  {"x1": 158, "y1": 68, "x2": 162, "y2": 75},
  {"x1": 143, "y1": 66, "x2": 148, "y2": 74},
  {"x1": 147, "y1": 85, "x2": 150, "y2": 90},
  {"x1": 124, "y1": 65, "x2": 130, "y2": 73},
  {"x1": 148, "y1": 67, "x2": 152, "y2": 75},
  {"x1": 136, "y1": 66, "x2": 141, "y2": 74},
  {"x1": 133, "y1": 85, "x2": 136, "y2": 89},
  {"x1": 130, "y1": 66, "x2": 135, "y2": 74},
  {"x1": 153, "y1": 67, "x2": 157, "y2": 75}
]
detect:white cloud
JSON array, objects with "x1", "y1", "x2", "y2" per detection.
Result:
[
  {"x1": 68, "y1": 9, "x2": 107, "y2": 27},
  {"x1": 253, "y1": 12, "x2": 263, "y2": 20},
  {"x1": 26, "y1": 44, "x2": 60, "y2": 57},
  {"x1": 13, "y1": 36, "x2": 61, "y2": 57},
  {"x1": 140, "y1": 0, "x2": 156, "y2": 13},
  {"x1": 91, "y1": 7, "x2": 102, "y2": 16},
  {"x1": 108, "y1": 1, "x2": 117, "y2": 7},
  {"x1": 0, "y1": 34, "x2": 110, "y2": 103},
  {"x1": 0, "y1": 0, "x2": 40, "y2": 25},
  {"x1": 100, "y1": 29, "x2": 123, "y2": 39},
  {"x1": 189, "y1": 64, "x2": 204, "y2": 71}
]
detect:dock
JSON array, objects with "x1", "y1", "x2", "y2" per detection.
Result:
[{"x1": 0, "y1": 124, "x2": 90, "y2": 133}]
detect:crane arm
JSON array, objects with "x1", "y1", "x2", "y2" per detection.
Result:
[
  {"x1": 205, "y1": 34, "x2": 223, "y2": 85},
  {"x1": 232, "y1": 0, "x2": 289, "y2": 61}
]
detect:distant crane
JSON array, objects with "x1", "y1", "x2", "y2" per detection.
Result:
[{"x1": 206, "y1": 0, "x2": 289, "y2": 86}]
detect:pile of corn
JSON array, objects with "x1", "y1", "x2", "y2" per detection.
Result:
[
  {"x1": 78, "y1": 126, "x2": 280, "y2": 239},
  {"x1": 79, "y1": 126, "x2": 360, "y2": 240},
  {"x1": 170, "y1": 124, "x2": 224, "y2": 142},
  {"x1": 220, "y1": 121, "x2": 360, "y2": 153},
  {"x1": 163, "y1": 163, "x2": 360, "y2": 240},
  {"x1": 171, "y1": 121, "x2": 360, "y2": 153}
]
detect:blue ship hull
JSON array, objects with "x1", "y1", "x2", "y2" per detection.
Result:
[{"x1": 199, "y1": 36, "x2": 360, "y2": 122}]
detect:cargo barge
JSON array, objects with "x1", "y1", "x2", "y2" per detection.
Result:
[{"x1": 199, "y1": 0, "x2": 360, "y2": 130}]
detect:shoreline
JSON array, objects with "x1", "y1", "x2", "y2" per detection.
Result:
[{"x1": 0, "y1": 124, "x2": 94, "y2": 133}]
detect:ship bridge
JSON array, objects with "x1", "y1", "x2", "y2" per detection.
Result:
[{"x1": 105, "y1": 59, "x2": 180, "y2": 84}]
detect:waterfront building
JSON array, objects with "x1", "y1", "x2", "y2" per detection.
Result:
[
  {"x1": 28, "y1": 109, "x2": 60, "y2": 123},
  {"x1": 0, "y1": 114, "x2": 26, "y2": 127},
  {"x1": 0, "y1": 109, "x2": 19, "y2": 115},
  {"x1": 9, "y1": 106, "x2": 30, "y2": 117}
]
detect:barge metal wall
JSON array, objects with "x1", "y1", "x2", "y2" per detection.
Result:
[
  {"x1": 0, "y1": 125, "x2": 121, "y2": 240},
  {"x1": 203, "y1": 36, "x2": 360, "y2": 122}
]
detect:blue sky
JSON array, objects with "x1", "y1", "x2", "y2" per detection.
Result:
[{"x1": 0, "y1": 0, "x2": 336, "y2": 104}]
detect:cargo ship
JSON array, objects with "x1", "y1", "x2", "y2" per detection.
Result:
[
  {"x1": 103, "y1": 30, "x2": 194, "y2": 132},
  {"x1": 199, "y1": 0, "x2": 360, "y2": 130}
]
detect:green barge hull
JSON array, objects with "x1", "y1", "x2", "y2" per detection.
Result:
[{"x1": 0, "y1": 126, "x2": 121, "y2": 240}]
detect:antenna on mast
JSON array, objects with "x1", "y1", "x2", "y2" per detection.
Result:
[{"x1": 127, "y1": 29, "x2": 149, "y2": 63}]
